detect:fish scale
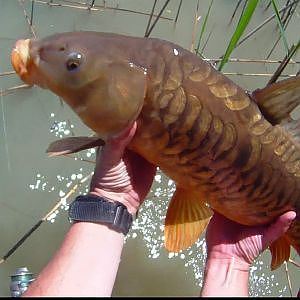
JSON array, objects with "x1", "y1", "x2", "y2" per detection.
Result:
[
  {"x1": 132, "y1": 38, "x2": 299, "y2": 251},
  {"x1": 11, "y1": 31, "x2": 300, "y2": 269}
]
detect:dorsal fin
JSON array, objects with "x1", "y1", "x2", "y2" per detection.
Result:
[
  {"x1": 251, "y1": 76, "x2": 300, "y2": 125},
  {"x1": 281, "y1": 118, "x2": 300, "y2": 145}
]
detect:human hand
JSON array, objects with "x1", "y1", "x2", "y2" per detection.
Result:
[
  {"x1": 89, "y1": 121, "x2": 157, "y2": 215},
  {"x1": 201, "y1": 211, "x2": 296, "y2": 296},
  {"x1": 205, "y1": 211, "x2": 296, "y2": 266}
]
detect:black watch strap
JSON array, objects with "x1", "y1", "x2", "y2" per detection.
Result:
[{"x1": 68, "y1": 195, "x2": 133, "y2": 235}]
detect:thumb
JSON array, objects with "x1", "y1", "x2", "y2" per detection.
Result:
[
  {"x1": 98, "y1": 122, "x2": 137, "y2": 166},
  {"x1": 106, "y1": 122, "x2": 137, "y2": 152},
  {"x1": 262, "y1": 211, "x2": 296, "y2": 250}
]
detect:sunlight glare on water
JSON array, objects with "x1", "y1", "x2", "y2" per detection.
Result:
[
  {"x1": 27, "y1": 114, "x2": 292, "y2": 296},
  {"x1": 0, "y1": 0, "x2": 299, "y2": 297}
]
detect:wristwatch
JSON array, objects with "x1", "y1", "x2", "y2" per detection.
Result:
[{"x1": 68, "y1": 195, "x2": 133, "y2": 235}]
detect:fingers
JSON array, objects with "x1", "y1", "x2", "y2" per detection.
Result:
[
  {"x1": 125, "y1": 149, "x2": 157, "y2": 199},
  {"x1": 106, "y1": 122, "x2": 137, "y2": 151},
  {"x1": 262, "y1": 211, "x2": 296, "y2": 249},
  {"x1": 97, "y1": 122, "x2": 137, "y2": 166}
]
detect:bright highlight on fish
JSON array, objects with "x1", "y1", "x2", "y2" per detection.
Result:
[{"x1": 11, "y1": 31, "x2": 300, "y2": 270}]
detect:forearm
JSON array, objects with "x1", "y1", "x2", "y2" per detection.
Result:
[
  {"x1": 201, "y1": 257, "x2": 249, "y2": 297},
  {"x1": 23, "y1": 222, "x2": 124, "y2": 297}
]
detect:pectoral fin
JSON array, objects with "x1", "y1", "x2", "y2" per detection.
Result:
[
  {"x1": 46, "y1": 136, "x2": 104, "y2": 157},
  {"x1": 164, "y1": 187, "x2": 212, "y2": 252},
  {"x1": 251, "y1": 76, "x2": 300, "y2": 125},
  {"x1": 269, "y1": 234, "x2": 290, "y2": 270}
]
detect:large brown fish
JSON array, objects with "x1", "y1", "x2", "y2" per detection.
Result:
[{"x1": 11, "y1": 31, "x2": 300, "y2": 269}]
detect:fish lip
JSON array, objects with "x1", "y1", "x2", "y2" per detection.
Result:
[
  {"x1": 11, "y1": 39, "x2": 33, "y2": 83},
  {"x1": 12, "y1": 39, "x2": 50, "y2": 89}
]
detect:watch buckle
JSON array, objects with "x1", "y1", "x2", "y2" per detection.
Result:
[
  {"x1": 113, "y1": 203, "x2": 132, "y2": 234},
  {"x1": 113, "y1": 205, "x2": 126, "y2": 227}
]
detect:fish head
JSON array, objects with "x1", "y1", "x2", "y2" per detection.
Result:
[{"x1": 11, "y1": 32, "x2": 147, "y2": 139}]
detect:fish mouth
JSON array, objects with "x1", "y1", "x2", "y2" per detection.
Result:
[{"x1": 11, "y1": 39, "x2": 34, "y2": 84}]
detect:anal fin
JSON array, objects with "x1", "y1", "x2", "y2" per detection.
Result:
[
  {"x1": 164, "y1": 187, "x2": 212, "y2": 252},
  {"x1": 269, "y1": 234, "x2": 290, "y2": 270}
]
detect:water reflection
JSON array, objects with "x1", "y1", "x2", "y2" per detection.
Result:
[{"x1": 0, "y1": 0, "x2": 299, "y2": 297}]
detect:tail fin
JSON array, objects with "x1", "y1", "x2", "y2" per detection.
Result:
[
  {"x1": 269, "y1": 235, "x2": 290, "y2": 270},
  {"x1": 270, "y1": 220, "x2": 300, "y2": 270}
]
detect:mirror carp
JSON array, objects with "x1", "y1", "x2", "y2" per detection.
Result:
[{"x1": 11, "y1": 31, "x2": 300, "y2": 269}]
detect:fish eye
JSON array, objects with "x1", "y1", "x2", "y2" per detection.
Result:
[{"x1": 66, "y1": 52, "x2": 83, "y2": 71}]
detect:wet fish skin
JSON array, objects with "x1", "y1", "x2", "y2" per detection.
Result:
[
  {"x1": 11, "y1": 32, "x2": 299, "y2": 269},
  {"x1": 12, "y1": 32, "x2": 148, "y2": 139}
]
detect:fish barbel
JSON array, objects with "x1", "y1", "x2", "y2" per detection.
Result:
[{"x1": 11, "y1": 31, "x2": 300, "y2": 269}]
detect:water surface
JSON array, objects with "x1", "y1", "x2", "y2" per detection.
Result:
[{"x1": 0, "y1": 0, "x2": 299, "y2": 296}]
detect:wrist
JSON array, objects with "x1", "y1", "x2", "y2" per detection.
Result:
[
  {"x1": 206, "y1": 250, "x2": 251, "y2": 269},
  {"x1": 68, "y1": 195, "x2": 133, "y2": 235},
  {"x1": 201, "y1": 257, "x2": 249, "y2": 296},
  {"x1": 89, "y1": 190, "x2": 124, "y2": 204},
  {"x1": 89, "y1": 189, "x2": 140, "y2": 215},
  {"x1": 205, "y1": 256, "x2": 250, "y2": 272}
]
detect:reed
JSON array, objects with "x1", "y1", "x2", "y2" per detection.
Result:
[
  {"x1": 1, "y1": 0, "x2": 299, "y2": 296},
  {"x1": 270, "y1": 0, "x2": 289, "y2": 55},
  {"x1": 195, "y1": 0, "x2": 214, "y2": 55},
  {"x1": 218, "y1": 0, "x2": 259, "y2": 71}
]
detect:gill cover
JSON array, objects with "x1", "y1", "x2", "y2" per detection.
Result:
[{"x1": 80, "y1": 61, "x2": 147, "y2": 137}]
